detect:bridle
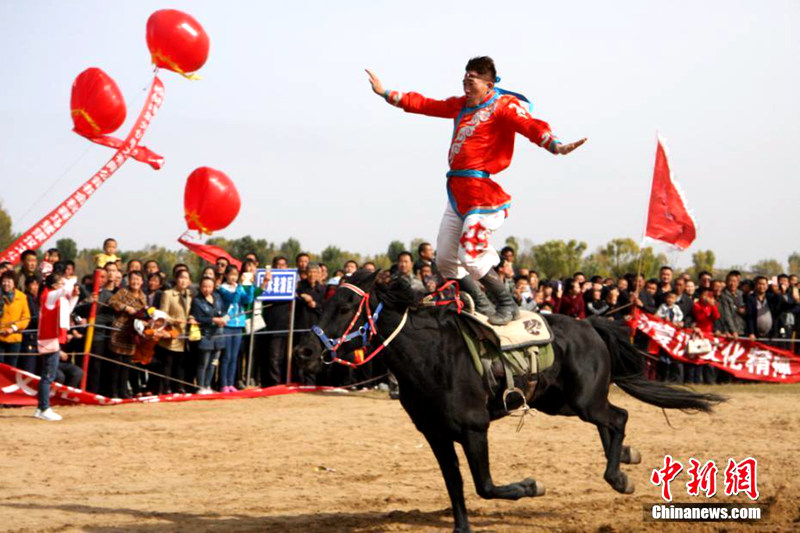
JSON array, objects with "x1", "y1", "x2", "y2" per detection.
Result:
[
  {"x1": 310, "y1": 278, "x2": 467, "y2": 369},
  {"x1": 311, "y1": 282, "x2": 407, "y2": 369}
]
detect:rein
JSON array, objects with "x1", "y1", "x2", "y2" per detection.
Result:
[
  {"x1": 311, "y1": 283, "x2": 407, "y2": 369},
  {"x1": 311, "y1": 279, "x2": 464, "y2": 369}
]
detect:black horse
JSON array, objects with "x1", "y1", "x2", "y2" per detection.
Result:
[{"x1": 294, "y1": 271, "x2": 723, "y2": 532}]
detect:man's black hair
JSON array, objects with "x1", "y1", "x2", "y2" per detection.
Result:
[
  {"x1": 499, "y1": 246, "x2": 515, "y2": 256},
  {"x1": 698, "y1": 270, "x2": 712, "y2": 278},
  {"x1": 417, "y1": 242, "x2": 431, "y2": 254},
  {"x1": 21, "y1": 249, "x2": 36, "y2": 260},
  {"x1": 660, "y1": 265, "x2": 673, "y2": 272},
  {"x1": 397, "y1": 251, "x2": 413, "y2": 262},
  {"x1": 726, "y1": 270, "x2": 742, "y2": 279},
  {"x1": 646, "y1": 278, "x2": 658, "y2": 286},
  {"x1": 465, "y1": 56, "x2": 497, "y2": 82}
]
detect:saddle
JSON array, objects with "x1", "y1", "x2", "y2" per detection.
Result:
[
  {"x1": 456, "y1": 308, "x2": 555, "y2": 412},
  {"x1": 421, "y1": 286, "x2": 555, "y2": 413}
]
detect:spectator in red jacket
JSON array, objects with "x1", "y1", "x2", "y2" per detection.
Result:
[
  {"x1": 691, "y1": 286, "x2": 722, "y2": 385},
  {"x1": 557, "y1": 278, "x2": 586, "y2": 319},
  {"x1": 693, "y1": 287, "x2": 721, "y2": 337}
]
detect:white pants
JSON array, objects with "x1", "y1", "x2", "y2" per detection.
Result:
[{"x1": 435, "y1": 202, "x2": 506, "y2": 280}]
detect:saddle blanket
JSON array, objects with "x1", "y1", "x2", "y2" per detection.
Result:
[{"x1": 458, "y1": 309, "x2": 553, "y2": 351}]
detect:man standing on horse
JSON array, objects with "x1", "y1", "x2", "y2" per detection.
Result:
[{"x1": 367, "y1": 57, "x2": 586, "y2": 325}]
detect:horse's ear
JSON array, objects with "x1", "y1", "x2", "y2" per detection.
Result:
[{"x1": 361, "y1": 268, "x2": 380, "y2": 289}]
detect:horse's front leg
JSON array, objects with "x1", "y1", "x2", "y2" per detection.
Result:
[
  {"x1": 423, "y1": 430, "x2": 471, "y2": 533},
  {"x1": 461, "y1": 428, "x2": 546, "y2": 500}
]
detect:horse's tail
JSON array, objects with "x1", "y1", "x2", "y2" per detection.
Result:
[{"x1": 588, "y1": 317, "x2": 725, "y2": 413}]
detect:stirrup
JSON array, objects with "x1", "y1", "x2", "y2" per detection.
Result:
[
  {"x1": 502, "y1": 387, "x2": 529, "y2": 414},
  {"x1": 503, "y1": 387, "x2": 535, "y2": 432},
  {"x1": 460, "y1": 292, "x2": 476, "y2": 315}
]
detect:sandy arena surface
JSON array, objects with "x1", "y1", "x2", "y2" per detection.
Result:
[{"x1": 1, "y1": 383, "x2": 799, "y2": 532}]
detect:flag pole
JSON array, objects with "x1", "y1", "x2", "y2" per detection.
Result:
[{"x1": 635, "y1": 131, "x2": 659, "y2": 286}]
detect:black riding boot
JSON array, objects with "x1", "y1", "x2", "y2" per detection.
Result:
[
  {"x1": 480, "y1": 269, "x2": 519, "y2": 326},
  {"x1": 457, "y1": 276, "x2": 495, "y2": 316}
]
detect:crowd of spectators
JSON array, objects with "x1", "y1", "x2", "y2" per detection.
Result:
[{"x1": 1, "y1": 238, "x2": 799, "y2": 412}]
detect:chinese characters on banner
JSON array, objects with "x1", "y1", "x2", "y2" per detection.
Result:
[
  {"x1": 631, "y1": 311, "x2": 800, "y2": 383},
  {"x1": 651, "y1": 455, "x2": 758, "y2": 502},
  {"x1": 255, "y1": 269, "x2": 298, "y2": 302},
  {"x1": 0, "y1": 76, "x2": 165, "y2": 265}
]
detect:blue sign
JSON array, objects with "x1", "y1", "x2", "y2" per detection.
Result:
[{"x1": 255, "y1": 268, "x2": 298, "y2": 301}]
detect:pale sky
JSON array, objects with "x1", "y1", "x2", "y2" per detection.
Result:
[{"x1": 1, "y1": 0, "x2": 798, "y2": 269}]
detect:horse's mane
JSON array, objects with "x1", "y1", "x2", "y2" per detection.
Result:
[{"x1": 347, "y1": 269, "x2": 424, "y2": 311}]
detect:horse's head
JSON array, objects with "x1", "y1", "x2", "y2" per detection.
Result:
[{"x1": 294, "y1": 269, "x2": 381, "y2": 374}]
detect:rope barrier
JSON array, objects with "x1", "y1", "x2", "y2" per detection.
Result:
[{"x1": 0, "y1": 350, "x2": 391, "y2": 393}]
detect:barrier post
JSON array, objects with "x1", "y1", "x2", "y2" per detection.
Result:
[
  {"x1": 79, "y1": 269, "x2": 101, "y2": 391},
  {"x1": 246, "y1": 303, "x2": 257, "y2": 387},
  {"x1": 286, "y1": 298, "x2": 296, "y2": 385}
]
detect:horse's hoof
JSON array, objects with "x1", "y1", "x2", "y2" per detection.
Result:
[
  {"x1": 609, "y1": 473, "x2": 635, "y2": 494},
  {"x1": 623, "y1": 477, "x2": 635, "y2": 494},
  {"x1": 621, "y1": 446, "x2": 642, "y2": 465},
  {"x1": 522, "y1": 477, "x2": 546, "y2": 497}
]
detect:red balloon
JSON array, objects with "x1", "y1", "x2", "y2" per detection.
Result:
[
  {"x1": 184, "y1": 167, "x2": 240, "y2": 235},
  {"x1": 146, "y1": 10, "x2": 210, "y2": 77},
  {"x1": 70, "y1": 68, "x2": 126, "y2": 137}
]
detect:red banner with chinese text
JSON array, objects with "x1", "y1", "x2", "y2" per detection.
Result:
[
  {"x1": 0, "y1": 76, "x2": 166, "y2": 265},
  {"x1": 632, "y1": 311, "x2": 800, "y2": 382},
  {"x1": 0, "y1": 363, "x2": 324, "y2": 406}
]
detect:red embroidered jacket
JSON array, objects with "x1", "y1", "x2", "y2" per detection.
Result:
[{"x1": 385, "y1": 89, "x2": 560, "y2": 218}]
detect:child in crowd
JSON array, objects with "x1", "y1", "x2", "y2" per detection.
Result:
[
  {"x1": 37, "y1": 248, "x2": 60, "y2": 278},
  {"x1": 94, "y1": 238, "x2": 120, "y2": 269},
  {"x1": 656, "y1": 291, "x2": 684, "y2": 383}
]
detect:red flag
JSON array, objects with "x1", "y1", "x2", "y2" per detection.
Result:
[
  {"x1": 645, "y1": 135, "x2": 697, "y2": 249},
  {"x1": 178, "y1": 234, "x2": 241, "y2": 270}
]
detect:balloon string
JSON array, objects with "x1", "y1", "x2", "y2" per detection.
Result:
[{"x1": 13, "y1": 144, "x2": 94, "y2": 227}]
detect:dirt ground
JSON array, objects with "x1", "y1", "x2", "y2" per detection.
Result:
[{"x1": 1, "y1": 383, "x2": 799, "y2": 532}]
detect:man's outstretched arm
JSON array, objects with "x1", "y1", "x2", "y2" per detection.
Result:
[
  {"x1": 501, "y1": 97, "x2": 587, "y2": 155},
  {"x1": 366, "y1": 69, "x2": 462, "y2": 118}
]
